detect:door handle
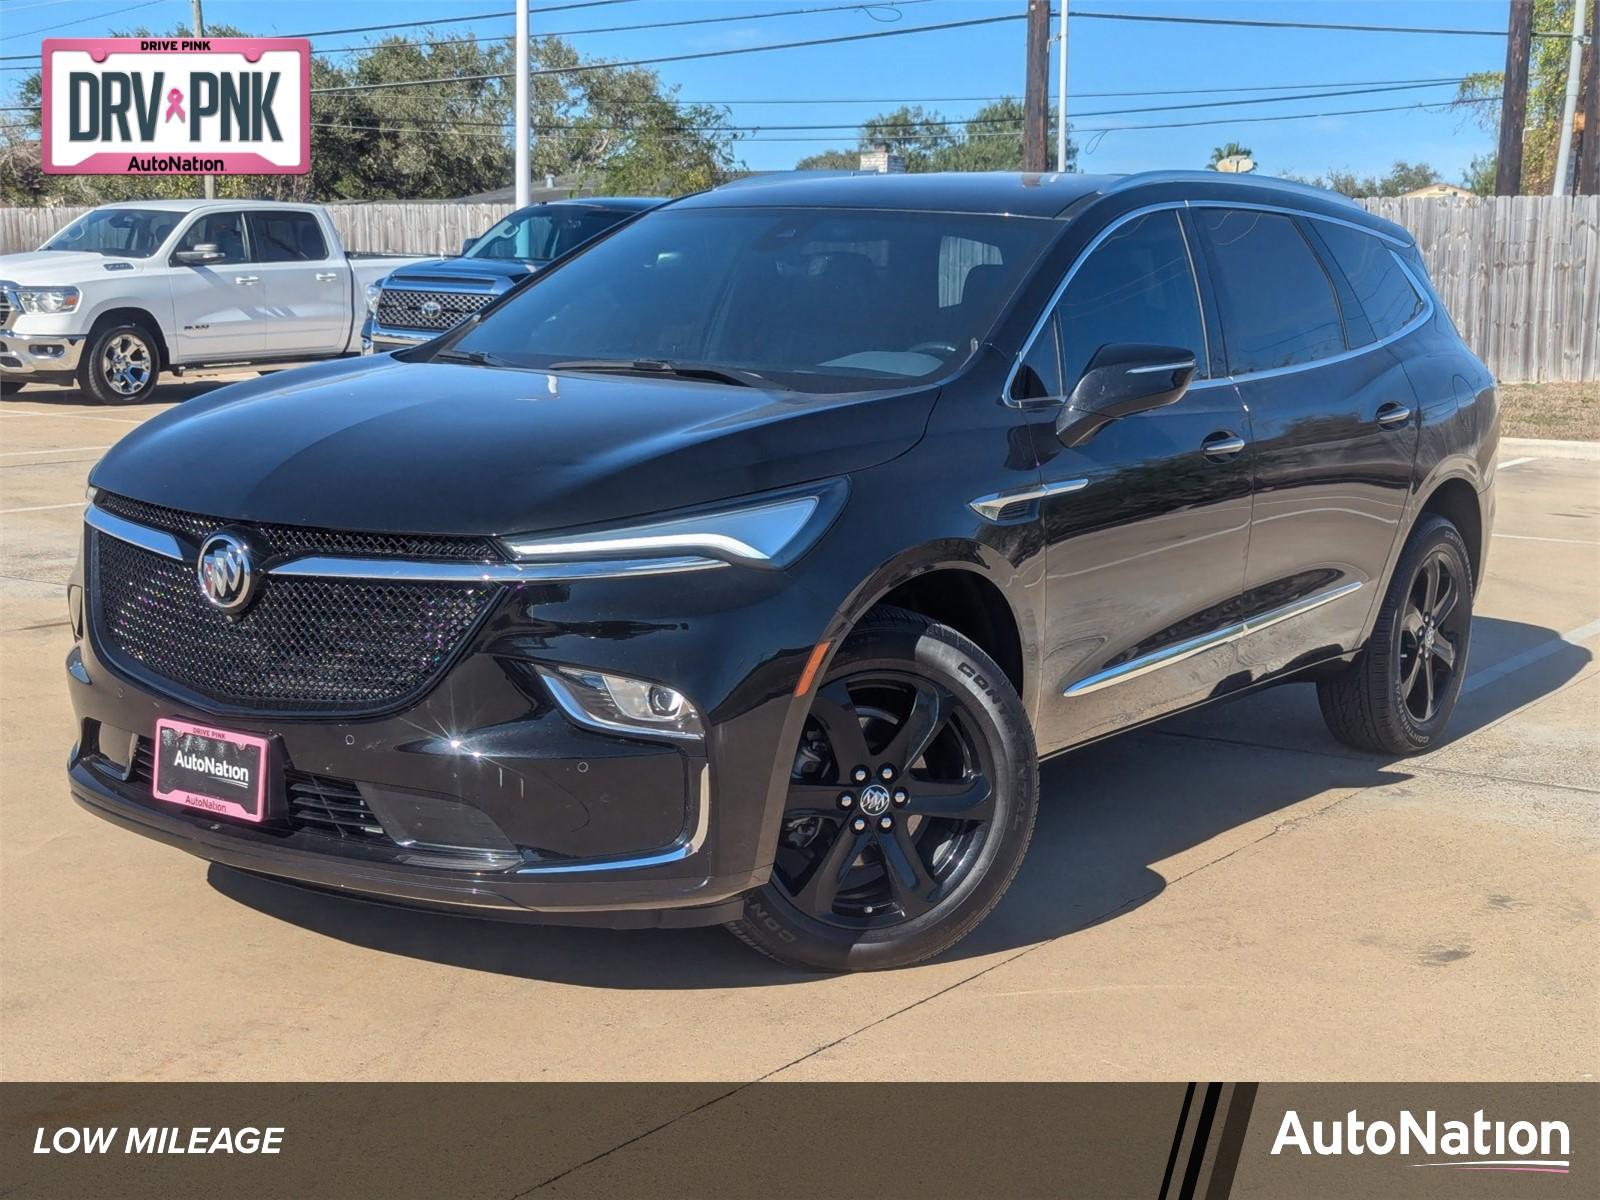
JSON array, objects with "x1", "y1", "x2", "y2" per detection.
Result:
[
  {"x1": 1202, "y1": 431, "x2": 1246, "y2": 459},
  {"x1": 315, "y1": 271, "x2": 339, "y2": 282},
  {"x1": 1376, "y1": 401, "x2": 1413, "y2": 429},
  {"x1": 234, "y1": 275, "x2": 260, "y2": 286}
]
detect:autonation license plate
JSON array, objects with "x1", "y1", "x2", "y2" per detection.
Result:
[{"x1": 152, "y1": 718, "x2": 268, "y2": 823}]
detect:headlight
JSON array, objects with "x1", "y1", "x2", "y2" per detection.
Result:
[
  {"x1": 16, "y1": 287, "x2": 80, "y2": 314},
  {"x1": 502, "y1": 484, "x2": 843, "y2": 571},
  {"x1": 540, "y1": 667, "x2": 705, "y2": 742},
  {"x1": 365, "y1": 280, "x2": 384, "y2": 315}
]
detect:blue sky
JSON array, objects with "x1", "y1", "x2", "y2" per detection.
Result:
[{"x1": 1, "y1": 0, "x2": 1515, "y2": 182}]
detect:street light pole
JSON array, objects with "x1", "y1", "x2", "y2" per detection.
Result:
[
  {"x1": 514, "y1": 0, "x2": 531, "y2": 208},
  {"x1": 191, "y1": 0, "x2": 214, "y2": 199},
  {"x1": 1551, "y1": 0, "x2": 1590, "y2": 194},
  {"x1": 1055, "y1": 1, "x2": 1068, "y2": 172}
]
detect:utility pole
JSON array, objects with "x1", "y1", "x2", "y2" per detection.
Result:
[
  {"x1": 1579, "y1": 0, "x2": 1600, "y2": 194},
  {"x1": 1023, "y1": 0, "x2": 1049, "y2": 172},
  {"x1": 1552, "y1": 0, "x2": 1590, "y2": 193},
  {"x1": 514, "y1": 0, "x2": 531, "y2": 208},
  {"x1": 1496, "y1": 0, "x2": 1533, "y2": 195},
  {"x1": 191, "y1": 0, "x2": 214, "y2": 199},
  {"x1": 1054, "y1": 1, "x2": 1068, "y2": 172}
]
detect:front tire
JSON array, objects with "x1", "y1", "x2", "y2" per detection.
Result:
[
  {"x1": 1318, "y1": 515, "x2": 1474, "y2": 754},
  {"x1": 727, "y1": 606, "x2": 1038, "y2": 971},
  {"x1": 78, "y1": 323, "x2": 160, "y2": 405}
]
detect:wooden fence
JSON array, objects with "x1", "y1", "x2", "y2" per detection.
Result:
[{"x1": 3, "y1": 195, "x2": 1597, "y2": 382}]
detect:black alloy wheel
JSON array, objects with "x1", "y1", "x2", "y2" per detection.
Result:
[
  {"x1": 1319, "y1": 515, "x2": 1474, "y2": 755},
  {"x1": 728, "y1": 607, "x2": 1037, "y2": 971},
  {"x1": 1397, "y1": 547, "x2": 1467, "y2": 723}
]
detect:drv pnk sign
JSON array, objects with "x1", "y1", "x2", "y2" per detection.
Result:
[{"x1": 41, "y1": 38, "x2": 309, "y2": 175}]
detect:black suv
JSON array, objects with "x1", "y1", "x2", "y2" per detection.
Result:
[{"x1": 67, "y1": 171, "x2": 1497, "y2": 971}]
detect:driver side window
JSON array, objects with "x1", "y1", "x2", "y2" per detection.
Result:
[
  {"x1": 1055, "y1": 210, "x2": 1208, "y2": 394},
  {"x1": 174, "y1": 212, "x2": 249, "y2": 265}
]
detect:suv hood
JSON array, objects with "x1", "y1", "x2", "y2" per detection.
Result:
[{"x1": 90, "y1": 355, "x2": 936, "y2": 537}]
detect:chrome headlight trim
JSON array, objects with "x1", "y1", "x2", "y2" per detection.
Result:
[{"x1": 502, "y1": 482, "x2": 845, "y2": 570}]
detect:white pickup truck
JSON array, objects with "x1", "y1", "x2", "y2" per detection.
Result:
[{"x1": 0, "y1": 200, "x2": 420, "y2": 404}]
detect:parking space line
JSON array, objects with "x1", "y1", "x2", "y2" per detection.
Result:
[
  {"x1": 1460, "y1": 616, "x2": 1600, "y2": 695},
  {"x1": 0, "y1": 445, "x2": 110, "y2": 457},
  {"x1": 0, "y1": 410, "x2": 145, "y2": 426},
  {"x1": 0, "y1": 501, "x2": 85, "y2": 514},
  {"x1": 1493, "y1": 533, "x2": 1600, "y2": 546},
  {"x1": 1497, "y1": 457, "x2": 1538, "y2": 470}
]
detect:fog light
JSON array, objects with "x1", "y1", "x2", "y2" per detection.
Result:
[{"x1": 540, "y1": 667, "x2": 705, "y2": 742}]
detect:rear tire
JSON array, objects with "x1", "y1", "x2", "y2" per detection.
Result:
[
  {"x1": 77, "y1": 322, "x2": 161, "y2": 405},
  {"x1": 1318, "y1": 515, "x2": 1473, "y2": 755},
  {"x1": 727, "y1": 606, "x2": 1038, "y2": 971}
]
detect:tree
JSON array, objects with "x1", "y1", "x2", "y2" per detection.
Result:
[
  {"x1": 1285, "y1": 161, "x2": 1442, "y2": 198},
  {"x1": 794, "y1": 149, "x2": 861, "y2": 170},
  {"x1": 1454, "y1": 0, "x2": 1577, "y2": 192},
  {"x1": 1461, "y1": 151, "x2": 1497, "y2": 196},
  {"x1": 1207, "y1": 141, "x2": 1254, "y2": 170},
  {"x1": 790, "y1": 97, "x2": 1074, "y2": 174}
]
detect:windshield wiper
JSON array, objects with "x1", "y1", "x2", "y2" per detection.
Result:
[
  {"x1": 547, "y1": 358, "x2": 776, "y2": 389},
  {"x1": 431, "y1": 348, "x2": 506, "y2": 367}
]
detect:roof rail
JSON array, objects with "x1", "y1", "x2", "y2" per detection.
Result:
[{"x1": 1104, "y1": 169, "x2": 1364, "y2": 208}]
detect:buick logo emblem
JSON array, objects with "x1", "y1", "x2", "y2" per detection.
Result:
[
  {"x1": 858, "y1": 784, "x2": 892, "y2": 816},
  {"x1": 196, "y1": 532, "x2": 255, "y2": 613},
  {"x1": 419, "y1": 299, "x2": 443, "y2": 319}
]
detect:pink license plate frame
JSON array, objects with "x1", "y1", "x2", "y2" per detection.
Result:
[{"x1": 152, "y1": 718, "x2": 270, "y2": 824}]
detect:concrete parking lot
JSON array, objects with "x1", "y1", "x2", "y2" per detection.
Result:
[{"x1": 2, "y1": 379, "x2": 1595, "y2": 1083}]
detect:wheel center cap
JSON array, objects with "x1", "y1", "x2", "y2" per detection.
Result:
[{"x1": 858, "y1": 784, "x2": 892, "y2": 816}]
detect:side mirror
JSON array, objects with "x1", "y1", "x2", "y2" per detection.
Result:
[
  {"x1": 1055, "y1": 343, "x2": 1198, "y2": 448},
  {"x1": 174, "y1": 244, "x2": 225, "y2": 265},
  {"x1": 460, "y1": 238, "x2": 476, "y2": 256}
]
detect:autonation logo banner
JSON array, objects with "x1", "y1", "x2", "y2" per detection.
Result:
[{"x1": 40, "y1": 37, "x2": 309, "y2": 175}]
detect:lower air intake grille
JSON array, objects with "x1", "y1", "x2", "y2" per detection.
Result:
[
  {"x1": 92, "y1": 533, "x2": 497, "y2": 714},
  {"x1": 286, "y1": 774, "x2": 387, "y2": 840}
]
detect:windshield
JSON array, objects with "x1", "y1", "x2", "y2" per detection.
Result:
[
  {"x1": 42, "y1": 209, "x2": 181, "y2": 258},
  {"x1": 464, "y1": 206, "x2": 636, "y2": 262},
  {"x1": 443, "y1": 206, "x2": 1057, "y2": 392}
]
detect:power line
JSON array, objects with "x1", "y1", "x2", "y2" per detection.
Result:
[
  {"x1": 305, "y1": 12, "x2": 1031, "y2": 95},
  {"x1": 303, "y1": 0, "x2": 933, "y2": 58},
  {"x1": 308, "y1": 94, "x2": 1496, "y2": 143},
  {"x1": 4, "y1": 0, "x2": 164, "y2": 40},
  {"x1": 1071, "y1": 8, "x2": 1578, "y2": 41}
]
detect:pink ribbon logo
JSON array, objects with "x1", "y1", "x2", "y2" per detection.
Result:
[{"x1": 164, "y1": 88, "x2": 185, "y2": 123}]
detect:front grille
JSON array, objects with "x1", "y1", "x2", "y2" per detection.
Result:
[
  {"x1": 95, "y1": 492, "x2": 506, "y2": 563},
  {"x1": 127, "y1": 738, "x2": 390, "y2": 842},
  {"x1": 375, "y1": 287, "x2": 493, "y2": 332},
  {"x1": 0, "y1": 291, "x2": 12, "y2": 330},
  {"x1": 92, "y1": 533, "x2": 497, "y2": 713},
  {"x1": 286, "y1": 774, "x2": 387, "y2": 840}
]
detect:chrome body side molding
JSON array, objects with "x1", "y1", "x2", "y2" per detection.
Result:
[{"x1": 1064, "y1": 581, "x2": 1363, "y2": 697}]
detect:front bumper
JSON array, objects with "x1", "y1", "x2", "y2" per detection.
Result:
[
  {"x1": 0, "y1": 332, "x2": 84, "y2": 377},
  {"x1": 63, "y1": 516, "x2": 832, "y2": 926},
  {"x1": 361, "y1": 322, "x2": 433, "y2": 355}
]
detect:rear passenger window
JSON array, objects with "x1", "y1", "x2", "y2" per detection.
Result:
[
  {"x1": 1314, "y1": 220, "x2": 1424, "y2": 342},
  {"x1": 248, "y1": 211, "x2": 329, "y2": 262},
  {"x1": 1055, "y1": 209, "x2": 1208, "y2": 391},
  {"x1": 1197, "y1": 209, "x2": 1345, "y2": 374}
]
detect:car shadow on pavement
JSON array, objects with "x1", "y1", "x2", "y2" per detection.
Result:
[{"x1": 210, "y1": 620, "x2": 1590, "y2": 987}]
